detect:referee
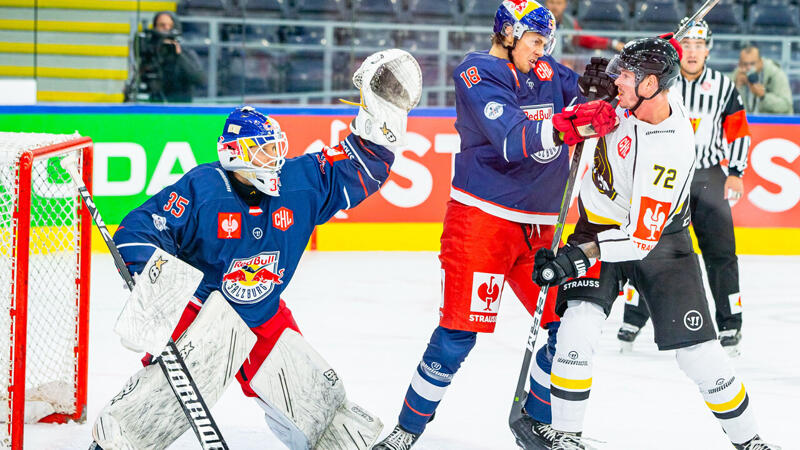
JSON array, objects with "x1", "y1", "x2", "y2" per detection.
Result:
[{"x1": 618, "y1": 19, "x2": 751, "y2": 356}]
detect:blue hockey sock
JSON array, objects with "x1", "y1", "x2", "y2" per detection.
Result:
[
  {"x1": 524, "y1": 321, "x2": 559, "y2": 423},
  {"x1": 397, "y1": 326, "x2": 476, "y2": 435}
]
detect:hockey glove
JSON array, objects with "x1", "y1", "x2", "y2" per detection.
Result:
[
  {"x1": 532, "y1": 244, "x2": 590, "y2": 286},
  {"x1": 345, "y1": 49, "x2": 422, "y2": 148},
  {"x1": 578, "y1": 57, "x2": 618, "y2": 101},
  {"x1": 552, "y1": 100, "x2": 618, "y2": 146}
]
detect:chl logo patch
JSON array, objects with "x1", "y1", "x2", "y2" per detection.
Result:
[
  {"x1": 684, "y1": 310, "x2": 703, "y2": 331},
  {"x1": 470, "y1": 272, "x2": 504, "y2": 315},
  {"x1": 617, "y1": 136, "x2": 632, "y2": 159},
  {"x1": 218, "y1": 213, "x2": 241, "y2": 239},
  {"x1": 690, "y1": 117, "x2": 702, "y2": 133},
  {"x1": 322, "y1": 145, "x2": 349, "y2": 165},
  {"x1": 272, "y1": 207, "x2": 294, "y2": 231},
  {"x1": 534, "y1": 60, "x2": 553, "y2": 81}
]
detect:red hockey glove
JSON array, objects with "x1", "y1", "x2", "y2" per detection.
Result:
[
  {"x1": 658, "y1": 32, "x2": 683, "y2": 60},
  {"x1": 532, "y1": 244, "x2": 590, "y2": 286},
  {"x1": 552, "y1": 100, "x2": 618, "y2": 146}
]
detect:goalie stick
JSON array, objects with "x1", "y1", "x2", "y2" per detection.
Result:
[
  {"x1": 509, "y1": 2, "x2": 720, "y2": 447},
  {"x1": 60, "y1": 154, "x2": 229, "y2": 450}
]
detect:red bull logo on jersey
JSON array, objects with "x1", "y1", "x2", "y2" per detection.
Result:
[
  {"x1": 522, "y1": 103, "x2": 553, "y2": 121},
  {"x1": 221, "y1": 251, "x2": 284, "y2": 304},
  {"x1": 469, "y1": 272, "x2": 504, "y2": 323}
]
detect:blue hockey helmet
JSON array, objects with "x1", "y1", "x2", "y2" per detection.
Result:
[
  {"x1": 493, "y1": 0, "x2": 557, "y2": 54},
  {"x1": 217, "y1": 106, "x2": 288, "y2": 196}
]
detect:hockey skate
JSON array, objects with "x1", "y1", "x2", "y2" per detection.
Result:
[
  {"x1": 550, "y1": 430, "x2": 585, "y2": 450},
  {"x1": 509, "y1": 409, "x2": 556, "y2": 449},
  {"x1": 617, "y1": 323, "x2": 641, "y2": 353},
  {"x1": 733, "y1": 434, "x2": 781, "y2": 449},
  {"x1": 719, "y1": 329, "x2": 742, "y2": 357},
  {"x1": 372, "y1": 425, "x2": 420, "y2": 450}
]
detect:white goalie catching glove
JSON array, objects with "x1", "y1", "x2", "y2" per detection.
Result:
[{"x1": 344, "y1": 49, "x2": 422, "y2": 148}]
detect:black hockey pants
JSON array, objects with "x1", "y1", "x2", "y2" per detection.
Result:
[{"x1": 624, "y1": 165, "x2": 742, "y2": 332}]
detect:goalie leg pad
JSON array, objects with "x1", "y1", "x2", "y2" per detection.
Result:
[
  {"x1": 93, "y1": 292, "x2": 256, "y2": 449},
  {"x1": 250, "y1": 328, "x2": 346, "y2": 449},
  {"x1": 114, "y1": 247, "x2": 204, "y2": 354},
  {"x1": 316, "y1": 400, "x2": 384, "y2": 450}
]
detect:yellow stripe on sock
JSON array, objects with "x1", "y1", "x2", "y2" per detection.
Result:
[
  {"x1": 550, "y1": 373, "x2": 592, "y2": 391},
  {"x1": 706, "y1": 384, "x2": 746, "y2": 413}
]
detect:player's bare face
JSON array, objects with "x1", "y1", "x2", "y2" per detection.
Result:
[
  {"x1": 680, "y1": 38, "x2": 708, "y2": 78},
  {"x1": 511, "y1": 32, "x2": 546, "y2": 73},
  {"x1": 614, "y1": 70, "x2": 639, "y2": 109}
]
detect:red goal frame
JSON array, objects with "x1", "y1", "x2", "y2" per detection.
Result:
[{"x1": 7, "y1": 136, "x2": 93, "y2": 449}]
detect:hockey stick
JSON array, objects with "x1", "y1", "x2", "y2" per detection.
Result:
[
  {"x1": 60, "y1": 154, "x2": 229, "y2": 450},
  {"x1": 508, "y1": 98, "x2": 611, "y2": 445}
]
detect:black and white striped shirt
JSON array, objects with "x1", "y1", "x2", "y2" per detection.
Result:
[{"x1": 676, "y1": 67, "x2": 751, "y2": 176}]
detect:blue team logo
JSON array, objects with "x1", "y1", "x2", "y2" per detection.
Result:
[{"x1": 221, "y1": 251, "x2": 284, "y2": 305}]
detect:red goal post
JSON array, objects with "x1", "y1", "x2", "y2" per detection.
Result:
[{"x1": 0, "y1": 132, "x2": 92, "y2": 449}]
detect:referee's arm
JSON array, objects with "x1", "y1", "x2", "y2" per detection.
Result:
[{"x1": 721, "y1": 92, "x2": 752, "y2": 177}]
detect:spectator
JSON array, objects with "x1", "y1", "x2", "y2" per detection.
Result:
[
  {"x1": 546, "y1": 0, "x2": 625, "y2": 59},
  {"x1": 731, "y1": 45, "x2": 793, "y2": 115},
  {"x1": 126, "y1": 11, "x2": 205, "y2": 103}
]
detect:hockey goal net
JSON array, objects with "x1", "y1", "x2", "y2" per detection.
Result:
[{"x1": 0, "y1": 132, "x2": 92, "y2": 449}]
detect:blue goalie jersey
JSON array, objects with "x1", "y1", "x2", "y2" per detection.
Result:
[
  {"x1": 114, "y1": 134, "x2": 394, "y2": 327},
  {"x1": 450, "y1": 51, "x2": 584, "y2": 224}
]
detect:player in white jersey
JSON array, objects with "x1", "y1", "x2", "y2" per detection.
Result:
[
  {"x1": 619, "y1": 19, "x2": 752, "y2": 355},
  {"x1": 531, "y1": 37, "x2": 777, "y2": 450}
]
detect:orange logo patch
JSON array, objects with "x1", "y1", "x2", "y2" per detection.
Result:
[{"x1": 633, "y1": 197, "x2": 671, "y2": 242}]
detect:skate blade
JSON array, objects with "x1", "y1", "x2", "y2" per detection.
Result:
[{"x1": 619, "y1": 341, "x2": 634, "y2": 353}]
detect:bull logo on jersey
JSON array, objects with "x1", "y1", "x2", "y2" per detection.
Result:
[
  {"x1": 592, "y1": 138, "x2": 618, "y2": 200},
  {"x1": 221, "y1": 251, "x2": 284, "y2": 304},
  {"x1": 469, "y1": 272, "x2": 504, "y2": 322}
]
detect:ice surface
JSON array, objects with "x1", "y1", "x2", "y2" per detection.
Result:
[{"x1": 24, "y1": 253, "x2": 800, "y2": 449}]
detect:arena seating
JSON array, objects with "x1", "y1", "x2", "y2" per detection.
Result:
[{"x1": 576, "y1": 0, "x2": 630, "y2": 31}]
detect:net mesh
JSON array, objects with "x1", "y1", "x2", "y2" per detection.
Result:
[{"x1": 0, "y1": 132, "x2": 85, "y2": 441}]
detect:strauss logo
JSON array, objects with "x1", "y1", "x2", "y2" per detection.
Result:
[
  {"x1": 643, "y1": 203, "x2": 667, "y2": 239},
  {"x1": 221, "y1": 213, "x2": 239, "y2": 238},
  {"x1": 477, "y1": 276, "x2": 500, "y2": 311}
]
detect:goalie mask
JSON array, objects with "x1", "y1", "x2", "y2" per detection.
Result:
[
  {"x1": 218, "y1": 106, "x2": 288, "y2": 196},
  {"x1": 494, "y1": 0, "x2": 557, "y2": 56}
]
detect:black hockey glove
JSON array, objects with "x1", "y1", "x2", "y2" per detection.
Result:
[
  {"x1": 532, "y1": 244, "x2": 591, "y2": 286},
  {"x1": 578, "y1": 57, "x2": 618, "y2": 101}
]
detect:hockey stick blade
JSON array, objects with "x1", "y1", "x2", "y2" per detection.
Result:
[
  {"x1": 674, "y1": 0, "x2": 720, "y2": 41},
  {"x1": 509, "y1": 97, "x2": 618, "y2": 447},
  {"x1": 61, "y1": 156, "x2": 230, "y2": 449}
]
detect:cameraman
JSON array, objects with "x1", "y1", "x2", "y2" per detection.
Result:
[
  {"x1": 732, "y1": 44, "x2": 793, "y2": 114},
  {"x1": 128, "y1": 11, "x2": 205, "y2": 103}
]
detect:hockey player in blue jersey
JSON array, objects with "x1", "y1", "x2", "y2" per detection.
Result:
[
  {"x1": 90, "y1": 49, "x2": 422, "y2": 450},
  {"x1": 372, "y1": 2, "x2": 618, "y2": 449}
]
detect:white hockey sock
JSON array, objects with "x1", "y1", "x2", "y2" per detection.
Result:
[
  {"x1": 675, "y1": 340, "x2": 759, "y2": 444},
  {"x1": 550, "y1": 301, "x2": 605, "y2": 433}
]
